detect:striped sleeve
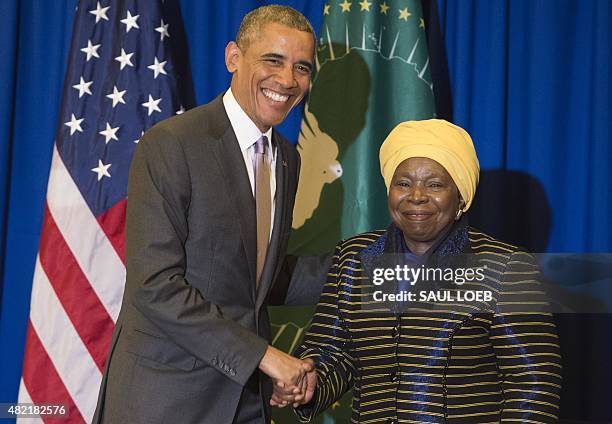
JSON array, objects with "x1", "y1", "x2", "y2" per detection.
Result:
[
  {"x1": 491, "y1": 251, "x2": 562, "y2": 423},
  {"x1": 294, "y1": 243, "x2": 356, "y2": 422}
]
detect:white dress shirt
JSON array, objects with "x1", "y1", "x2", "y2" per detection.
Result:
[{"x1": 222, "y1": 89, "x2": 276, "y2": 239}]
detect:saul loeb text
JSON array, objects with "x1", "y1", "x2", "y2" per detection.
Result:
[{"x1": 370, "y1": 264, "x2": 492, "y2": 305}]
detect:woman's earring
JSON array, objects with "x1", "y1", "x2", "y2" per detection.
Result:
[{"x1": 455, "y1": 209, "x2": 463, "y2": 220}]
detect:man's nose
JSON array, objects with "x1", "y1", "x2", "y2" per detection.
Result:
[{"x1": 276, "y1": 65, "x2": 296, "y2": 88}]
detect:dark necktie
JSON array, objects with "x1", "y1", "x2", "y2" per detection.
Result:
[{"x1": 254, "y1": 135, "x2": 271, "y2": 287}]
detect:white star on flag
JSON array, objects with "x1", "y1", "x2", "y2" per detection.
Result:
[
  {"x1": 89, "y1": 2, "x2": 110, "y2": 23},
  {"x1": 142, "y1": 94, "x2": 162, "y2": 116},
  {"x1": 121, "y1": 10, "x2": 140, "y2": 32},
  {"x1": 64, "y1": 113, "x2": 84, "y2": 135},
  {"x1": 106, "y1": 86, "x2": 127, "y2": 107},
  {"x1": 115, "y1": 48, "x2": 134, "y2": 70},
  {"x1": 155, "y1": 19, "x2": 170, "y2": 40},
  {"x1": 99, "y1": 122, "x2": 120, "y2": 144},
  {"x1": 134, "y1": 130, "x2": 144, "y2": 144},
  {"x1": 91, "y1": 159, "x2": 111, "y2": 181},
  {"x1": 176, "y1": 105, "x2": 185, "y2": 115},
  {"x1": 147, "y1": 57, "x2": 167, "y2": 79},
  {"x1": 72, "y1": 77, "x2": 93, "y2": 98},
  {"x1": 80, "y1": 40, "x2": 101, "y2": 61}
]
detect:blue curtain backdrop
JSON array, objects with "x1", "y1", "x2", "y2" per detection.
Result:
[
  {"x1": 431, "y1": 2, "x2": 611, "y2": 420},
  {"x1": 437, "y1": 0, "x2": 610, "y2": 253},
  {"x1": 0, "y1": 0, "x2": 610, "y2": 421}
]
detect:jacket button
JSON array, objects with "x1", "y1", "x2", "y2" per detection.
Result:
[
  {"x1": 390, "y1": 371, "x2": 397, "y2": 382},
  {"x1": 387, "y1": 419, "x2": 396, "y2": 424},
  {"x1": 390, "y1": 326, "x2": 398, "y2": 337}
]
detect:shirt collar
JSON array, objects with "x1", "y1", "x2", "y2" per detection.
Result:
[{"x1": 223, "y1": 89, "x2": 274, "y2": 155}]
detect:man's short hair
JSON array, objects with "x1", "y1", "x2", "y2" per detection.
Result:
[{"x1": 236, "y1": 5, "x2": 315, "y2": 51}]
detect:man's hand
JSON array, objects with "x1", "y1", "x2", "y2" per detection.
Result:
[
  {"x1": 270, "y1": 358, "x2": 316, "y2": 408},
  {"x1": 258, "y1": 346, "x2": 312, "y2": 390}
]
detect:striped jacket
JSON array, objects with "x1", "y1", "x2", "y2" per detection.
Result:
[{"x1": 295, "y1": 224, "x2": 561, "y2": 423}]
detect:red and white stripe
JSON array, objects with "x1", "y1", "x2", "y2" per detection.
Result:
[{"x1": 18, "y1": 146, "x2": 126, "y2": 423}]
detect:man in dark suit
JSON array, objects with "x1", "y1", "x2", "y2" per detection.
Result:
[{"x1": 93, "y1": 5, "x2": 323, "y2": 423}]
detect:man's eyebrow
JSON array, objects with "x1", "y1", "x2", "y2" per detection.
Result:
[
  {"x1": 261, "y1": 53, "x2": 285, "y2": 60},
  {"x1": 261, "y1": 53, "x2": 313, "y2": 71}
]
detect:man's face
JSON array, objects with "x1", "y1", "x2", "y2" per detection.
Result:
[{"x1": 226, "y1": 22, "x2": 314, "y2": 132}]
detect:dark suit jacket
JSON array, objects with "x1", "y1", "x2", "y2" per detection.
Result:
[{"x1": 93, "y1": 95, "x2": 325, "y2": 423}]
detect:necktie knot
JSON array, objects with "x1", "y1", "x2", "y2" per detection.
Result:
[{"x1": 254, "y1": 135, "x2": 267, "y2": 155}]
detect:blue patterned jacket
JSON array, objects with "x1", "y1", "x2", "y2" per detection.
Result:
[{"x1": 296, "y1": 221, "x2": 561, "y2": 423}]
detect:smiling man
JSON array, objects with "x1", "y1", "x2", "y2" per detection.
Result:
[
  {"x1": 93, "y1": 6, "x2": 324, "y2": 424},
  {"x1": 226, "y1": 19, "x2": 314, "y2": 132}
]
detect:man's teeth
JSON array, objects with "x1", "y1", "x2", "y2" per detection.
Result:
[{"x1": 262, "y1": 89, "x2": 288, "y2": 102}]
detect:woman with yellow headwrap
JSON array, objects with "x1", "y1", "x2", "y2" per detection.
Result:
[{"x1": 281, "y1": 120, "x2": 562, "y2": 422}]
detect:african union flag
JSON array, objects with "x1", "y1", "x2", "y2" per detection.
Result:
[
  {"x1": 271, "y1": 1, "x2": 436, "y2": 423},
  {"x1": 290, "y1": 0, "x2": 435, "y2": 255}
]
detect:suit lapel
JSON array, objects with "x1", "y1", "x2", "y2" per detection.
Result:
[
  {"x1": 209, "y1": 106, "x2": 258, "y2": 293},
  {"x1": 206, "y1": 95, "x2": 290, "y2": 305},
  {"x1": 256, "y1": 133, "x2": 289, "y2": 307}
]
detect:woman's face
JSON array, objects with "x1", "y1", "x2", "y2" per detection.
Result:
[{"x1": 388, "y1": 157, "x2": 462, "y2": 255}]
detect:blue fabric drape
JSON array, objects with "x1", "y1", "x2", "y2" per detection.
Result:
[
  {"x1": 435, "y1": 3, "x2": 611, "y2": 420},
  {"x1": 0, "y1": 0, "x2": 19, "y2": 302},
  {"x1": 438, "y1": 0, "x2": 610, "y2": 253},
  {"x1": 0, "y1": 0, "x2": 610, "y2": 421},
  {"x1": 0, "y1": 0, "x2": 77, "y2": 403}
]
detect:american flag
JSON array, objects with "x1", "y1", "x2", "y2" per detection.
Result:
[{"x1": 18, "y1": 1, "x2": 191, "y2": 422}]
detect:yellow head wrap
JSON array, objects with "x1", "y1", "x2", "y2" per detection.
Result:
[{"x1": 379, "y1": 119, "x2": 480, "y2": 212}]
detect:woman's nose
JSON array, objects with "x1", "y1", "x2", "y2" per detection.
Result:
[{"x1": 407, "y1": 186, "x2": 427, "y2": 203}]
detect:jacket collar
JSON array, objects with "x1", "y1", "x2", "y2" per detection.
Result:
[{"x1": 361, "y1": 215, "x2": 472, "y2": 272}]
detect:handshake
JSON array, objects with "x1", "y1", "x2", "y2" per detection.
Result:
[{"x1": 258, "y1": 345, "x2": 317, "y2": 408}]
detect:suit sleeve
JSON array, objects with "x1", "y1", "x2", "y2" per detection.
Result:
[
  {"x1": 490, "y1": 251, "x2": 562, "y2": 422},
  {"x1": 125, "y1": 125, "x2": 267, "y2": 387},
  {"x1": 292, "y1": 243, "x2": 356, "y2": 422}
]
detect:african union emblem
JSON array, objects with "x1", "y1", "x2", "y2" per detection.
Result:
[
  {"x1": 290, "y1": 0, "x2": 436, "y2": 256},
  {"x1": 272, "y1": 2, "x2": 437, "y2": 423}
]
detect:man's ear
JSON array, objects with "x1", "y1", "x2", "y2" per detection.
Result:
[{"x1": 225, "y1": 41, "x2": 240, "y2": 73}]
